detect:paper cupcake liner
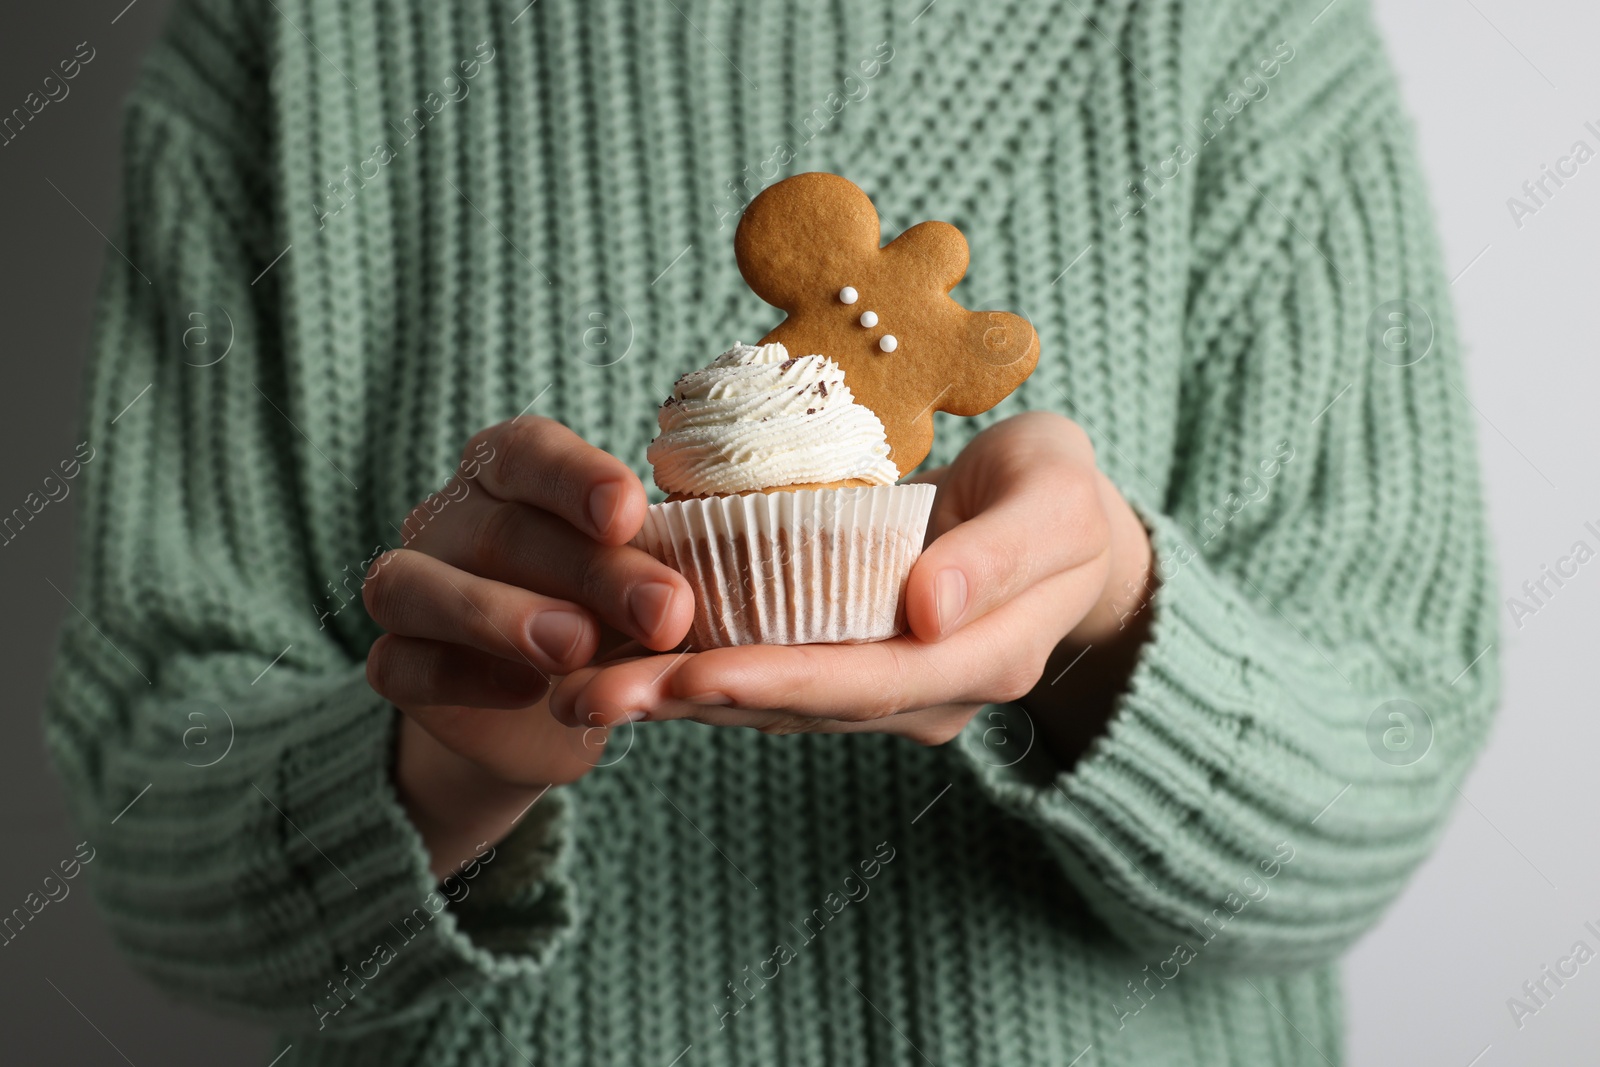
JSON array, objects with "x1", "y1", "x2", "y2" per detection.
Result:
[{"x1": 632, "y1": 484, "x2": 937, "y2": 647}]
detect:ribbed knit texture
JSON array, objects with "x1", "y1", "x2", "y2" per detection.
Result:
[{"x1": 45, "y1": 0, "x2": 1498, "y2": 1064}]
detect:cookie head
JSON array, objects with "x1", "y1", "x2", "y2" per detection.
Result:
[{"x1": 734, "y1": 172, "x2": 1039, "y2": 475}]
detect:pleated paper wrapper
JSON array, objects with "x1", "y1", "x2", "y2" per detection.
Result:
[{"x1": 632, "y1": 484, "x2": 937, "y2": 647}]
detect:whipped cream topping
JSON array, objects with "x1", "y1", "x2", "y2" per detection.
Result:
[{"x1": 647, "y1": 341, "x2": 899, "y2": 496}]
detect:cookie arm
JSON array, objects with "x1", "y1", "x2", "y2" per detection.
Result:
[
  {"x1": 883, "y1": 220, "x2": 968, "y2": 292},
  {"x1": 952, "y1": 110, "x2": 1497, "y2": 972}
]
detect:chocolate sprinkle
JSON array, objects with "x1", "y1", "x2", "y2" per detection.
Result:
[
  {"x1": 806, "y1": 408, "x2": 816, "y2": 415},
  {"x1": 780, "y1": 358, "x2": 796, "y2": 371}
]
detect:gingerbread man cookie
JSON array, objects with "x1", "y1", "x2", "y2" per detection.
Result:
[{"x1": 734, "y1": 172, "x2": 1039, "y2": 475}]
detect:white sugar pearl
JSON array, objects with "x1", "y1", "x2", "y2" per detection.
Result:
[
  {"x1": 839, "y1": 286, "x2": 858, "y2": 304},
  {"x1": 859, "y1": 310, "x2": 878, "y2": 328},
  {"x1": 878, "y1": 334, "x2": 898, "y2": 353}
]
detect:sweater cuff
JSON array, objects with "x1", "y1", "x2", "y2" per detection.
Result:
[
  {"x1": 246, "y1": 669, "x2": 576, "y2": 1030},
  {"x1": 954, "y1": 506, "x2": 1295, "y2": 950}
]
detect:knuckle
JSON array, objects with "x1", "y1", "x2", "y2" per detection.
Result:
[
  {"x1": 360, "y1": 550, "x2": 413, "y2": 625},
  {"x1": 992, "y1": 678, "x2": 1030, "y2": 706},
  {"x1": 459, "y1": 586, "x2": 511, "y2": 654},
  {"x1": 410, "y1": 488, "x2": 460, "y2": 544},
  {"x1": 499, "y1": 419, "x2": 580, "y2": 506},
  {"x1": 799, "y1": 647, "x2": 897, "y2": 722},
  {"x1": 958, "y1": 539, "x2": 1026, "y2": 610},
  {"x1": 1062, "y1": 479, "x2": 1112, "y2": 554},
  {"x1": 399, "y1": 496, "x2": 443, "y2": 545},
  {"x1": 870, "y1": 645, "x2": 918, "y2": 718},
  {"x1": 1025, "y1": 410, "x2": 1092, "y2": 456},
  {"x1": 1060, "y1": 468, "x2": 1098, "y2": 510},
  {"x1": 1086, "y1": 506, "x2": 1113, "y2": 556},
  {"x1": 544, "y1": 463, "x2": 589, "y2": 521},
  {"x1": 1015, "y1": 408, "x2": 1073, "y2": 437},
  {"x1": 468, "y1": 501, "x2": 522, "y2": 569},
  {"x1": 1059, "y1": 416, "x2": 1094, "y2": 457},
  {"x1": 493, "y1": 424, "x2": 542, "y2": 492},
  {"x1": 575, "y1": 549, "x2": 613, "y2": 611},
  {"x1": 852, "y1": 674, "x2": 905, "y2": 722},
  {"x1": 461, "y1": 424, "x2": 501, "y2": 465},
  {"x1": 1035, "y1": 467, "x2": 1107, "y2": 557},
  {"x1": 908, "y1": 719, "x2": 965, "y2": 747},
  {"x1": 401, "y1": 646, "x2": 454, "y2": 706},
  {"x1": 366, "y1": 637, "x2": 404, "y2": 701},
  {"x1": 991, "y1": 659, "x2": 1042, "y2": 705}
]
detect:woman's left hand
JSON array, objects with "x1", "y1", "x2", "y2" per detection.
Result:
[{"x1": 548, "y1": 412, "x2": 1155, "y2": 748}]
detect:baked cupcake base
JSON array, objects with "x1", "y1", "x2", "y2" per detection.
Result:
[{"x1": 632, "y1": 484, "x2": 936, "y2": 647}]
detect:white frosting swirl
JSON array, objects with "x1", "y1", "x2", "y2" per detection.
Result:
[{"x1": 647, "y1": 342, "x2": 899, "y2": 495}]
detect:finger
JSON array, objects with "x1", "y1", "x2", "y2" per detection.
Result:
[
  {"x1": 417, "y1": 490, "x2": 694, "y2": 651},
  {"x1": 549, "y1": 658, "x2": 677, "y2": 728},
  {"x1": 367, "y1": 633, "x2": 551, "y2": 711},
  {"x1": 550, "y1": 662, "x2": 775, "y2": 730},
  {"x1": 824, "y1": 702, "x2": 975, "y2": 744},
  {"x1": 650, "y1": 701, "x2": 976, "y2": 745},
  {"x1": 668, "y1": 642, "x2": 944, "y2": 721},
  {"x1": 552, "y1": 658, "x2": 979, "y2": 747},
  {"x1": 469, "y1": 418, "x2": 649, "y2": 545},
  {"x1": 399, "y1": 703, "x2": 617, "y2": 789},
  {"x1": 904, "y1": 464, "x2": 1107, "y2": 641},
  {"x1": 663, "y1": 578, "x2": 1075, "y2": 719},
  {"x1": 553, "y1": 635, "x2": 987, "y2": 727},
  {"x1": 363, "y1": 548, "x2": 599, "y2": 674}
]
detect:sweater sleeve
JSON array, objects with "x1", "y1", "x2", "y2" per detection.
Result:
[
  {"x1": 955, "y1": 68, "x2": 1499, "y2": 971},
  {"x1": 43, "y1": 41, "x2": 576, "y2": 1034}
]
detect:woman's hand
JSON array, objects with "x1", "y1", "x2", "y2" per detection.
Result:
[
  {"x1": 362, "y1": 416, "x2": 696, "y2": 876},
  {"x1": 548, "y1": 412, "x2": 1155, "y2": 760}
]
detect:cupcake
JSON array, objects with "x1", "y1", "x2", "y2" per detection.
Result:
[
  {"x1": 632, "y1": 172, "x2": 1039, "y2": 649},
  {"x1": 634, "y1": 341, "x2": 936, "y2": 647}
]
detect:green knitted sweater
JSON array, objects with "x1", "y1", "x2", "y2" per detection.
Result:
[{"x1": 46, "y1": 0, "x2": 1499, "y2": 1063}]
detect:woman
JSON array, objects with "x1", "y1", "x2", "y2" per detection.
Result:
[{"x1": 48, "y1": 0, "x2": 1498, "y2": 1063}]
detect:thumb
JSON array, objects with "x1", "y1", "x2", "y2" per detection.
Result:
[{"x1": 903, "y1": 450, "x2": 1106, "y2": 643}]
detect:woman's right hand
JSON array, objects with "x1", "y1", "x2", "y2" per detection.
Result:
[{"x1": 362, "y1": 416, "x2": 694, "y2": 875}]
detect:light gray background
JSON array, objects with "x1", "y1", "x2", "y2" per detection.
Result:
[
  {"x1": 0, "y1": 2, "x2": 1592, "y2": 1064},
  {"x1": 1349, "y1": 2, "x2": 1600, "y2": 1065}
]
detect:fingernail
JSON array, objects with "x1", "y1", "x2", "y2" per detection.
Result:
[
  {"x1": 528, "y1": 611, "x2": 585, "y2": 665},
  {"x1": 588, "y1": 481, "x2": 624, "y2": 538},
  {"x1": 684, "y1": 692, "x2": 731, "y2": 706},
  {"x1": 621, "y1": 710, "x2": 648, "y2": 723},
  {"x1": 934, "y1": 568, "x2": 968, "y2": 636},
  {"x1": 629, "y1": 581, "x2": 677, "y2": 637}
]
